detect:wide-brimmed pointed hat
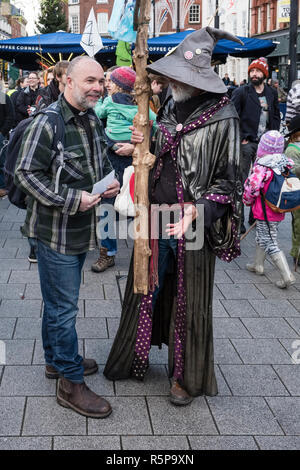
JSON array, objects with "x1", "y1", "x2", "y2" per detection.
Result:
[{"x1": 147, "y1": 27, "x2": 244, "y2": 94}]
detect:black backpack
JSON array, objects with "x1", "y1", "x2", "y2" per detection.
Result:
[{"x1": 3, "y1": 106, "x2": 65, "y2": 209}]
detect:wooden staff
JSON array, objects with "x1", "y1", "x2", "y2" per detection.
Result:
[{"x1": 132, "y1": 0, "x2": 156, "y2": 294}]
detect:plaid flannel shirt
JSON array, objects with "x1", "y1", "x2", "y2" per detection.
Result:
[{"x1": 15, "y1": 95, "x2": 113, "y2": 255}]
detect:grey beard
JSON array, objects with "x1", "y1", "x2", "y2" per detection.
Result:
[{"x1": 171, "y1": 83, "x2": 197, "y2": 103}]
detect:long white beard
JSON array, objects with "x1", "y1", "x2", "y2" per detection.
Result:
[{"x1": 170, "y1": 83, "x2": 197, "y2": 103}]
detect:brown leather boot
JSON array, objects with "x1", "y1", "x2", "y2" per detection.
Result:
[
  {"x1": 170, "y1": 380, "x2": 194, "y2": 406},
  {"x1": 45, "y1": 358, "x2": 98, "y2": 379},
  {"x1": 91, "y1": 247, "x2": 115, "y2": 273},
  {"x1": 57, "y1": 377, "x2": 112, "y2": 418}
]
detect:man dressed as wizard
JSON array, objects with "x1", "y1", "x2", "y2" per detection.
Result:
[{"x1": 104, "y1": 27, "x2": 243, "y2": 405}]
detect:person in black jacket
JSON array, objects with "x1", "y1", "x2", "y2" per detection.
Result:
[
  {"x1": 15, "y1": 71, "x2": 40, "y2": 123},
  {"x1": 35, "y1": 61, "x2": 69, "y2": 112},
  {"x1": 232, "y1": 57, "x2": 280, "y2": 233},
  {"x1": 0, "y1": 91, "x2": 15, "y2": 197}
]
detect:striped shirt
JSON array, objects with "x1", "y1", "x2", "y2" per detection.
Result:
[
  {"x1": 286, "y1": 83, "x2": 300, "y2": 124},
  {"x1": 15, "y1": 95, "x2": 113, "y2": 255}
]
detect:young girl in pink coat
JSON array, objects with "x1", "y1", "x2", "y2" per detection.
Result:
[{"x1": 243, "y1": 130, "x2": 295, "y2": 288}]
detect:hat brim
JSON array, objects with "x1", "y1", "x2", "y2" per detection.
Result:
[{"x1": 147, "y1": 56, "x2": 227, "y2": 94}]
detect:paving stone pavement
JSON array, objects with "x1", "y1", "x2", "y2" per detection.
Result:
[{"x1": 0, "y1": 199, "x2": 299, "y2": 451}]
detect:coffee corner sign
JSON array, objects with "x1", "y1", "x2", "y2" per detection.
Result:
[
  {"x1": 278, "y1": 0, "x2": 290, "y2": 23},
  {"x1": 0, "y1": 45, "x2": 40, "y2": 51}
]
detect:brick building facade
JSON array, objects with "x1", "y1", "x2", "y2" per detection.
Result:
[{"x1": 68, "y1": 0, "x2": 202, "y2": 36}]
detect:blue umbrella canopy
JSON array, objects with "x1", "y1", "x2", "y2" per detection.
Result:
[
  {"x1": 148, "y1": 30, "x2": 277, "y2": 58},
  {"x1": 0, "y1": 31, "x2": 118, "y2": 69}
]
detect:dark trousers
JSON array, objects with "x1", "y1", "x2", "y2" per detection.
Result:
[{"x1": 241, "y1": 141, "x2": 258, "y2": 225}]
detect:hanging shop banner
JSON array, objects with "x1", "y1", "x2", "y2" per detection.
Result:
[{"x1": 278, "y1": 0, "x2": 290, "y2": 23}]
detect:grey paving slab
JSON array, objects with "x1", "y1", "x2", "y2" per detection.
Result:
[
  {"x1": 288, "y1": 299, "x2": 300, "y2": 314},
  {"x1": 189, "y1": 436, "x2": 258, "y2": 450},
  {"x1": 255, "y1": 436, "x2": 300, "y2": 450},
  {"x1": 221, "y1": 300, "x2": 259, "y2": 318},
  {"x1": 84, "y1": 339, "x2": 113, "y2": 364},
  {"x1": 149, "y1": 345, "x2": 168, "y2": 365},
  {"x1": 0, "y1": 299, "x2": 42, "y2": 318},
  {"x1": 219, "y1": 365, "x2": 289, "y2": 396},
  {"x1": 76, "y1": 318, "x2": 107, "y2": 339},
  {"x1": 231, "y1": 339, "x2": 293, "y2": 364},
  {"x1": 217, "y1": 283, "x2": 265, "y2": 300},
  {"x1": 9, "y1": 270, "x2": 40, "y2": 284},
  {"x1": 240, "y1": 318, "x2": 298, "y2": 339},
  {"x1": 0, "y1": 230, "x2": 23, "y2": 239},
  {"x1": 0, "y1": 271, "x2": 10, "y2": 283},
  {"x1": 249, "y1": 299, "x2": 300, "y2": 317},
  {"x1": 3, "y1": 239, "x2": 29, "y2": 250},
  {"x1": 88, "y1": 397, "x2": 152, "y2": 435},
  {"x1": 213, "y1": 300, "x2": 229, "y2": 318},
  {"x1": 107, "y1": 317, "x2": 120, "y2": 339},
  {"x1": 85, "y1": 300, "x2": 121, "y2": 318},
  {"x1": 103, "y1": 283, "x2": 121, "y2": 301},
  {"x1": 122, "y1": 436, "x2": 190, "y2": 450},
  {"x1": 225, "y1": 269, "x2": 270, "y2": 284},
  {"x1": 33, "y1": 339, "x2": 84, "y2": 365},
  {"x1": 23, "y1": 397, "x2": 87, "y2": 436},
  {"x1": 79, "y1": 283, "x2": 104, "y2": 299},
  {"x1": 0, "y1": 247, "x2": 18, "y2": 258},
  {"x1": 212, "y1": 285, "x2": 224, "y2": 300},
  {"x1": 0, "y1": 283, "x2": 25, "y2": 300},
  {"x1": 0, "y1": 318, "x2": 16, "y2": 339},
  {"x1": 266, "y1": 397, "x2": 300, "y2": 434},
  {"x1": 115, "y1": 365, "x2": 170, "y2": 396},
  {"x1": 214, "y1": 339, "x2": 243, "y2": 365},
  {"x1": 207, "y1": 397, "x2": 284, "y2": 435},
  {"x1": 0, "y1": 437, "x2": 52, "y2": 450},
  {"x1": 24, "y1": 284, "x2": 42, "y2": 299},
  {"x1": 2, "y1": 213, "x2": 26, "y2": 223},
  {"x1": 0, "y1": 222, "x2": 13, "y2": 230},
  {"x1": 255, "y1": 283, "x2": 300, "y2": 299},
  {"x1": 84, "y1": 366, "x2": 114, "y2": 397},
  {"x1": 147, "y1": 396, "x2": 218, "y2": 435},
  {"x1": 214, "y1": 270, "x2": 233, "y2": 284},
  {"x1": 215, "y1": 366, "x2": 232, "y2": 396},
  {"x1": 0, "y1": 260, "x2": 29, "y2": 272},
  {"x1": 0, "y1": 366, "x2": 56, "y2": 396},
  {"x1": 83, "y1": 270, "x2": 118, "y2": 284},
  {"x1": 273, "y1": 365, "x2": 300, "y2": 396},
  {"x1": 54, "y1": 436, "x2": 120, "y2": 450},
  {"x1": 213, "y1": 318, "x2": 252, "y2": 339},
  {"x1": 14, "y1": 318, "x2": 42, "y2": 339},
  {"x1": 285, "y1": 318, "x2": 300, "y2": 335},
  {"x1": 0, "y1": 397, "x2": 26, "y2": 436},
  {"x1": 279, "y1": 338, "x2": 300, "y2": 361},
  {"x1": 3, "y1": 340, "x2": 34, "y2": 365}
]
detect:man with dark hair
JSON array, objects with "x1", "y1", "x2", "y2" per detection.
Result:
[
  {"x1": 15, "y1": 56, "x2": 120, "y2": 418},
  {"x1": 15, "y1": 71, "x2": 40, "y2": 123},
  {"x1": 232, "y1": 57, "x2": 280, "y2": 233},
  {"x1": 35, "y1": 60, "x2": 69, "y2": 111},
  {"x1": 104, "y1": 27, "x2": 242, "y2": 406}
]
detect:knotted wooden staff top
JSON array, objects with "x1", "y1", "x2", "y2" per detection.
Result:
[{"x1": 132, "y1": 0, "x2": 156, "y2": 294}]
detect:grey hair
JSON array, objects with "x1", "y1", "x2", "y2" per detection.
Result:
[{"x1": 66, "y1": 56, "x2": 102, "y2": 77}]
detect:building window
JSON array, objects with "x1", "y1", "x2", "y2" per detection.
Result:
[
  {"x1": 267, "y1": 3, "x2": 271, "y2": 31},
  {"x1": 71, "y1": 15, "x2": 80, "y2": 33},
  {"x1": 257, "y1": 7, "x2": 262, "y2": 34},
  {"x1": 97, "y1": 0, "x2": 108, "y2": 3},
  {"x1": 189, "y1": 4, "x2": 200, "y2": 24},
  {"x1": 70, "y1": 0, "x2": 79, "y2": 4},
  {"x1": 97, "y1": 12, "x2": 108, "y2": 33}
]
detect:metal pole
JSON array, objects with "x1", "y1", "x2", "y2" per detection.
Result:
[
  {"x1": 288, "y1": 0, "x2": 298, "y2": 90},
  {"x1": 215, "y1": 0, "x2": 220, "y2": 29},
  {"x1": 176, "y1": 0, "x2": 180, "y2": 32},
  {"x1": 153, "y1": 0, "x2": 155, "y2": 37}
]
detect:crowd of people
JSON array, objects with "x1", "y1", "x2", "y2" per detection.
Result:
[{"x1": 0, "y1": 25, "x2": 299, "y2": 420}]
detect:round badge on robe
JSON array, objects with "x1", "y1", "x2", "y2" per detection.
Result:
[
  {"x1": 195, "y1": 48, "x2": 202, "y2": 55},
  {"x1": 184, "y1": 51, "x2": 193, "y2": 60},
  {"x1": 176, "y1": 123, "x2": 183, "y2": 132}
]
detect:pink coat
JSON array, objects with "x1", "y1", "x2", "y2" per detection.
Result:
[{"x1": 243, "y1": 164, "x2": 284, "y2": 222}]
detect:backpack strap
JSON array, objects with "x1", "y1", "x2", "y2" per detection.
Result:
[
  {"x1": 260, "y1": 189, "x2": 274, "y2": 241},
  {"x1": 38, "y1": 106, "x2": 65, "y2": 194}
]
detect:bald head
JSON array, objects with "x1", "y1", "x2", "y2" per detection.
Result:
[{"x1": 64, "y1": 56, "x2": 105, "y2": 111}]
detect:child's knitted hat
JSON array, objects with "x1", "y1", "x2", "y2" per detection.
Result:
[
  {"x1": 257, "y1": 130, "x2": 284, "y2": 157},
  {"x1": 110, "y1": 66, "x2": 136, "y2": 92}
]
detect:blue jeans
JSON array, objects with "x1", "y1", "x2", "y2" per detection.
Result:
[
  {"x1": 152, "y1": 237, "x2": 178, "y2": 307},
  {"x1": 0, "y1": 133, "x2": 6, "y2": 189},
  {"x1": 37, "y1": 240, "x2": 86, "y2": 383},
  {"x1": 100, "y1": 148, "x2": 132, "y2": 256}
]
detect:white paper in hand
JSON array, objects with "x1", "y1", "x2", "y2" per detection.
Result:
[{"x1": 92, "y1": 170, "x2": 115, "y2": 195}]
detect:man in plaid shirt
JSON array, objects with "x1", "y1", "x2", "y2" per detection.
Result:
[{"x1": 15, "y1": 56, "x2": 120, "y2": 419}]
